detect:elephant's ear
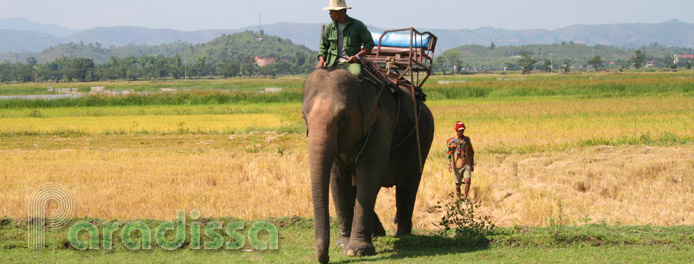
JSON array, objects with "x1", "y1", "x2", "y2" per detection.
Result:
[{"x1": 360, "y1": 88, "x2": 380, "y2": 135}]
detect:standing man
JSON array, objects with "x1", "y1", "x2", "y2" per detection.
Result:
[
  {"x1": 446, "y1": 121, "x2": 475, "y2": 200},
  {"x1": 315, "y1": 0, "x2": 375, "y2": 78}
]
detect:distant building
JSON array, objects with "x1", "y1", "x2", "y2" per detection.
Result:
[
  {"x1": 90, "y1": 86, "x2": 105, "y2": 92},
  {"x1": 48, "y1": 87, "x2": 78, "y2": 93},
  {"x1": 674, "y1": 54, "x2": 694, "y2": 64},
  {"x1": 254, "y1": 56, "x2": 276, "y2": 67}
]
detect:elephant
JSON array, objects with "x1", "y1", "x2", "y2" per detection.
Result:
[{"x1": 302, "y1": 68, "x2": 434, "y2": 263}]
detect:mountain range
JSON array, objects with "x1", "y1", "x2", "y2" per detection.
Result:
[{"x1": 1, "y1": 17, "x2": 694, "y2": 56}]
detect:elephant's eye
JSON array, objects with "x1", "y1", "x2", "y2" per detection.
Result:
[{"x1": 337, "y1": 113, "x2": 349, "y2": 127}]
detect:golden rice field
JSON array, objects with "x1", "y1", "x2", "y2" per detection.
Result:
[{"x1": 1, "y1": 72, "x2": 693, "y2": 232}]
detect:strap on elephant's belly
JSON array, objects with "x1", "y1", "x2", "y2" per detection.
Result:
[{"x1": 391, "y1": 102, "x2": 423, "y2": 151}]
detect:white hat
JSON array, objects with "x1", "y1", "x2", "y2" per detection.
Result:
[{"x1": 323, "y1": 0, "x2": 352, "y2": 11}]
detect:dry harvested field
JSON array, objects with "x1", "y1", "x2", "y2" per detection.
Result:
[{"x1": 0, "y1": 72, "x2": 693, "y2": 231}]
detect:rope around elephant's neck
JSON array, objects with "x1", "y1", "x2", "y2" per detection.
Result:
[
  {"x1": 354, "y1": 82, "x2": 384, "y2": 164},
  {"x1": 354, "y1": 128, "x2": 372, "y2": 164}
]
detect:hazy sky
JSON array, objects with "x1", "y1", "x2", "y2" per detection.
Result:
[{"x1": 1, "y1": 0, "x2": 692, "y2": 31}]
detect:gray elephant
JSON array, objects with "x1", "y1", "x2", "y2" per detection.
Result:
[{"x1": 302, "y1": 68, "x2": 434, "y2": 263}]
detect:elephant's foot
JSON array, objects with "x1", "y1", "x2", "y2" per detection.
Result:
[
  {"x1": 395, "y1": 222, "x2": 413, "y2": 237},
  {"x1": 395, "y1": 230, "x2": 411, "y2": 237},
  {"x1": 372, "y1": 225, "x2": 386, "y2": 237},
  {"x1": 344, "y1": 240, "x2": 376, "y2": 257},
  {"x1": 336, "y1": 236, "x2": 350, "y2": 248},
  {"x1": 372, "y1": 216, "x2": 386, "y2": 237}
]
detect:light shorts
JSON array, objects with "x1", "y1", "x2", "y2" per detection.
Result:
[{"x1": 454, "y1": 165, "x2": 472, "y2": 185}]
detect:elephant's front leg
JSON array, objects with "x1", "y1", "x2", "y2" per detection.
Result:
[
  {"x1": 330, "y1": 162, "x2": 355, "y2": 248},
  {"x1": 345, "y1": 151, "x2": 388, "y2": 256}
]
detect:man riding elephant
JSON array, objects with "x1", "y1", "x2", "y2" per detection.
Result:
[{"x1": 315, "y1": 0, "x2": 375, "y2": 78}]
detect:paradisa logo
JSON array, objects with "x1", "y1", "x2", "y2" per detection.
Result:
[{"x1": 68, "y1": 210, "x2": 278, "y2": 251}]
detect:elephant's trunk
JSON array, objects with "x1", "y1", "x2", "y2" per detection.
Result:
[{"x1": 308, "y1": 121, "x2": 337, "y2": 264}]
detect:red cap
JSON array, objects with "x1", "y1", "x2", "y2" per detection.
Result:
[{"x1": 455, "y1": 121, "x2": 465, "y2": 131}]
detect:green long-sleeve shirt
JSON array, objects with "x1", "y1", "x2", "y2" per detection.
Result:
[{"x1": 318, "y1": 16, "x2": 375, "y2": 68}]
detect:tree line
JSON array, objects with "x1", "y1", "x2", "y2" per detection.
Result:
[
  {"x1": 434, "y1": 42, "x2": 694, "y2": 74},
  {"x1": 0, "y1": 31, "x2": 319, "y2": 83},
  {"x1": 0, "y1": 53, "x2": 315, "y2": 83}
]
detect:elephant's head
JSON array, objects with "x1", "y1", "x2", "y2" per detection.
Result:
[{"x1": 301, "y1": 69, "x2": 379, "y2": 263}]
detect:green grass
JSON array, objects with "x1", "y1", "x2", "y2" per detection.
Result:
[
  {"x1": 0, "y1": 103, "x2": 302, "y2": 118},
  {"x1": 477, "y1": 132, "x2": 694, "y2": 155},
  {"x1": 1, "y1": 218, "x2": 692, "y2": 263},
  {"x1": 0, "y1": 90, "x2": 305, "y2": 108},
  {"x1": 0, "y1": 77, "x2": 307, "y2": 96},
  {"x1": 1, "y1": 72, "x2": 692, "y2": 108},
  {"x1": 424, "y1": 75, "x2": 694, "y2": 100}
]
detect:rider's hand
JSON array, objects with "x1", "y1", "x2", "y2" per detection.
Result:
[
  {"x1": 315, "y1": 57, "x2": 326, "y2": 69},
  {"x1": 347, "y1": 55, "x2": 359, "y2": 63},
  {"x1": 448, "y1": 164, "x2": 452, "y2": 172}
]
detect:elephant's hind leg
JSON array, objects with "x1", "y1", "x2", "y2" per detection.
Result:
[{"x1": 395, "y1": 172, "x2": 422, "y2": 236}]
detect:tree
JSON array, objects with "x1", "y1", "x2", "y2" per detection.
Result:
[
  {"x1": 273, "y1": 60, "x2": 292, "y2": 76},
  {"x1": 561, "y1": 59, "x2": 571, "y2": 73},
  {"x1": 39, "y1": 57, "x2": 70, "y2": 82},
  {"x1": 686, "y1": 61, "x2": 692, "y2": 70},
  {"x1": 68, "y1": 58, "x2": 95, "y2": 82},
  {"x1": 14, "y1": 63, "x2": 34, "y2": 82},
  {"x1": 504, "y1": 62, "x2": 520, "y2": 71},
  {"x1": 259, "y1": 64, "x2": 277, "y2": 78},
  {"x1": 292, "y1": 51, "x2": 308, "y2": 69},
  {"x1": 437, "y1": 49, "x2": 463, "y2": 74},
  {"x1": 192, "y1": 56, "x2": 209, "y2": 78},
  {"x1": 0, "y1": 63, "x2": 12, "y2": 82},
  {"x1": 588, "y1": 56, "x2": 603, "y2": 71},
  {"x1": 489, "y1": 42, "x2": 496, "y2": 50},
  {"x1": 434, "y1": 56, "x2": 448, "y2": 75},
  {"x1": 26, "y1": 57, "x2": 38, "y2": 67},
  {"x1": 217, "y1": 59, "x2": 239, "y2": 78},
  {"x1": 632, "y1": 50, "x2": 646, "y2": 69},
  {"x1": 518, "y1": 51, "x2": 537, "y2": 74},
  {"x1": 170, "y1": 54, "x2": 183, "y2": 79},
  {"x1": 543, "y1": 58, "x2": 552, "y2": 73},
  {"x1": 154, "y1": 56, "x2": 170, "y2": 79},
  {"x1": 670, "y1": 63, "x2": 678, "y2": 70},
  {"x1": 240, "y1": 56, "x2": 257, "y2": 77}
]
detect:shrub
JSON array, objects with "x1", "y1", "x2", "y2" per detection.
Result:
[{"x1": 436, "y1": 193, "x2": 495, "y2": 240}]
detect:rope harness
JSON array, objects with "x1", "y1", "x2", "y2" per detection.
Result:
[{"x1": 334, "y1": 58, "x2": 426, "y2": 171}]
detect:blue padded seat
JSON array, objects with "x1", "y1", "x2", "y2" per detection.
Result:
[{"x1": 370, "y1": 32, "x2": 431, "y2": 48}]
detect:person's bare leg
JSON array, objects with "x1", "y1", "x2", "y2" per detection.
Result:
[
  {"x1": 463, "y1": 178, "x2": 471, "y2": 200},
  {"x1": 455, "y1": 183, "x2": 462, "y2": 198}
]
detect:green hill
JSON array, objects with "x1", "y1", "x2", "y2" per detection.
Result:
[
  {"x1": 1, "y1": 31, "x2": 314, "y2": 65},
  {"x1": 187, "y1": 31, "x2": 313, "y2": 65},
  {"x1": 0, "y1": 31, "x2": 317, "y2": 82}
]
